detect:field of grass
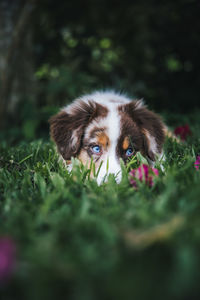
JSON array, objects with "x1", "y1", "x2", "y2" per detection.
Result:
[{"x1": 0, "y1": 111, "x2": 200, "y2": 300}]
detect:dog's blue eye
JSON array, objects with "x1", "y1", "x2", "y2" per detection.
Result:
[
  {"x1": 92, "y1": 145, "x2": 101, "y2": 154},
  {"x1": 125, "y1": 148, "x2": 134, "y2": 157}
]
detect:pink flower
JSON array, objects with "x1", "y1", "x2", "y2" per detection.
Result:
[
  {"x1": 174, "y1": 124, "x2": 192, "y2": 141},
  {"x1": 0, "y1": 237, "x2": 16, "y2": 282},
  {"x1": 194, "y1": 156, "x2": 200, "y2": 170},
  {"x1": 129, "y1": 164, "x2": 159, "y2": 188}
]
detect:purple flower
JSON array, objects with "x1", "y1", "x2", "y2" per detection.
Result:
[
  {"x1": 129, "y1": 164, "x2": 159, "y2": 188},
  {"x1": 194, "y1": 156, "x2": 200, "y2": 170},
  {"x1": 0, "y1": 237, "x2": 16, "y2": 282}
]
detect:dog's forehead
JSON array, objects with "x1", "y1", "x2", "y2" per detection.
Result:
[
  {"x1": 88, "y1": 105, "x2": 121, "y2": 146},
  {"x1": 83, "y1": 101, "x2": 142, "y2": 150},
  {"x1": 84, "y1": 118, "x2": 107, "y2": 140},
  {"x1": 75, "y1": 94, "x2": 147, "y2": 156}
]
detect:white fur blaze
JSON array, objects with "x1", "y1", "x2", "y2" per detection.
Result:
[{"x1": 96, "y1": 106, "x2": 122, "y2": 184}]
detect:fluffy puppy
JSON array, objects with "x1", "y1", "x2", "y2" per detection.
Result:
[{"x1": 50, "y1": 91, "x2": 165, "y2": 184}]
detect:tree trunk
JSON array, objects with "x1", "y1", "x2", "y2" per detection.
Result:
[{"x1": 0, "y1": 0, "x2": 36, "y2": 130}]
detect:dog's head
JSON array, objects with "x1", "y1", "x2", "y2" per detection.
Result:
[{"x1": 50, "y1": 92, "x2": 165, "y2": 184}]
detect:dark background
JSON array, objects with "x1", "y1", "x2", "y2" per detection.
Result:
[{"x1": 0, "y1": 0, "x2": 200, "y2": 142}]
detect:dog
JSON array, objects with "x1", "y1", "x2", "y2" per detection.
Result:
[{"x1": 50, "y1": 91, "x2": 166, "y2": 184}]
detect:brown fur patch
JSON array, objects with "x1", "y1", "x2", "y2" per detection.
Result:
[
  {"x1": 116, "y1": 113, "x2": 142, "y2": 162},
  {"x1": 141, "y1": 128, "x2": 151, "y2": 148},
  {"x1": 140, "y1": 128, "x2": 155, "y2": 160},
  {"x1": 97, "y1": 132, "x2": 110, "y2": 149},
  {"x1": 49, "y1": 101, "x2": 108, "y2": 160},
  {"x1": 118, "y1": 102, "x2": 165, "y2": 161},
  {"x1": 122, "y1": 137, "x2": 129, "y2": 150},
  {"x1": 89, "y1": 127, "x2": 105, "y2": 139}
]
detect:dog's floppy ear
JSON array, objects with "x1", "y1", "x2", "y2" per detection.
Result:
[
  {"x1": 49, "y1": 100, "x2": 108, "y2": 160},
  {"x1": 122, "y1": 101, "x2": 165, "y2": 161}
]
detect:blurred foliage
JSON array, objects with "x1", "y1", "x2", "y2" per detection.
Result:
[
  {"x1": 32, "y1": 0, "x2": 200, "y2": 111},
  {"x1": 2, "y1": 0, "x2": 200, "y2": 141}
]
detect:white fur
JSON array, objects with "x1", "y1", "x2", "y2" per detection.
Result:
[
  {"x1": 80, "y1": 90, "x2": 131, "y2": 106},
  {"x1": 96, "y1": 105, "x2": 122, "y2": 185},
  {"x1": 65, "y1": 101, "x2": 122, "y2": 185}
]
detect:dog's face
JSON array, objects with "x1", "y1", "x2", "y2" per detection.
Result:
[{"x1": 50, "y1": 92, "x2": 165, "y2": 184}]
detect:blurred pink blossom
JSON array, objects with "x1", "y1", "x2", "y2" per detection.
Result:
[
  {"x1": 194, "y1": 156, "x2": 200, "y2": 170},
  {"x1": 0, "y1": 237, "x2": 16, "y2": 282},
  {"x1": 129, "y1": 164, "x2": 159, "y2": 188},
  {"x1": 174, "y1": 124, "x2": 192, "y2": 141}
]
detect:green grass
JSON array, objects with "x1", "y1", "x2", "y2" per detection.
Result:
[{"x1": 0, "y1": 115, "x2": 200, "y2": 300}]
